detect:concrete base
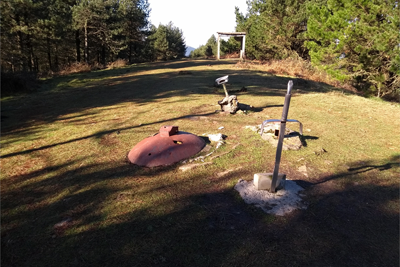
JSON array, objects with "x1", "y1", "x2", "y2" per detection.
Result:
[
  {"x1": 254, "y1": 173, "x2": 286, "y2": 191},
  {"x1": 245, "y1": 125, "x2": 303, "y2": 151}
]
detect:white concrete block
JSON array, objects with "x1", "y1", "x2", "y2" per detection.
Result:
[{"x1": 253, "y1": 173, "x2": 286, "y2": 191}]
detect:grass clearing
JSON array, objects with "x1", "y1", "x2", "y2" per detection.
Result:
[{"x1": 1, "y1": 59, "x2": 399, "y2": 267}]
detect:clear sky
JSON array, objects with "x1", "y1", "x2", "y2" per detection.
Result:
[{"x1": 147, "y1": 0, "x2": 248, "y2": 49}]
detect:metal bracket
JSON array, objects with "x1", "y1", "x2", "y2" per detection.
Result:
[{"x1": 260, "y1": 119, "x2": 303, "y2": 136}]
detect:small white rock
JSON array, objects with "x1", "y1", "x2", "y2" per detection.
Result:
[{"x1": 208, "y1": 133, "x2": 224, "y2": 142}]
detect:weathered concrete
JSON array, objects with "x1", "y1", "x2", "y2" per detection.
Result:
[
  {"x1": 246, "y1": 124, "x2": 303, "y2": 151},
  {"x1": 254, "y1": 173, "x2": 286, "y2": 191}
]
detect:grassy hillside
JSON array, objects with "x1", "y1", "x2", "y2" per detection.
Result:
[{"x1": 1, "y1": 59, "x2": 399, "y2": 267}]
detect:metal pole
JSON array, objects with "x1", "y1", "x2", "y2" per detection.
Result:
[
  {"x1": 270, "y1": 80, "x2": 293, "y2": 193},
  {"x1": 222, "y1": 84, "x2": 229, "y2": 97}
]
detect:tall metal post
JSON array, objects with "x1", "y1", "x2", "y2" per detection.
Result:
[{"x1": 270, "y1": 80, "x2": 293, "y2": 193}]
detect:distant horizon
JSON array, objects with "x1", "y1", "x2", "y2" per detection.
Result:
[{"x1": 185, "y1": 46, "x2": 195, "y2": 57}]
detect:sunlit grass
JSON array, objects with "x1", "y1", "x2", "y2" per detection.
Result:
[{"x1": 1, "y1": 59, "x2": 399, "y2": 267}]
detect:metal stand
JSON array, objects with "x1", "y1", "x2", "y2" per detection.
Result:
[
  {"x1": 215, "y1": 75, "x2": 239, "y2": 114},
  {"x1": 270, "y1": 80, "x2": 293, "y2": 193}
]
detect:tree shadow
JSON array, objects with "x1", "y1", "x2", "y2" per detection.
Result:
[
  {"x1": 1, "y1": 154, "x2": 398, "y2": 266},
  {"x1": 1, "y1": 111, "x2": 217, "y2": 159},
  {"x1": 1, "y1": 59, "x2": 352, "y2": 140},
  {"x1": 293, "y1": 154, "x2": 400, "y2": 188}
]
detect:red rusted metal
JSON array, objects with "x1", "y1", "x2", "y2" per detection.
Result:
[
  {"x1": 128, "y1": 126, "x2": 206, "y2": 167},
  {"x1": 159, "y1": 125, "x2": 178, "y2": 137}
]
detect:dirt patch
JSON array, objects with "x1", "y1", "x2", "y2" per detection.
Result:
[{"x1": 99, "y1": 134, "x2": 119, "y2": 146}]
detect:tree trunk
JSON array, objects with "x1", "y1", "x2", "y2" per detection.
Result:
[
  {"x1": 129, "y1": 42, "x2": 132, "y2": 63},
  {"x1": 27, "y1": 36, "x2": 34, "y2": 72},
  {"x1": 23, "y1": 14, "x2": 34, "y2": 72},
  {"x1": 16, "y1": 15, "x2": 27, "y2": 71},
  {"x1": 47, "y1": 38, "x2": 52, "y2": 70},
  {"x1": 35, "y1": 57, "x2": 39, "y2": 72},
  {"x1": 54, "y1": 43, "x2": 59, "y2": 71},
  {"x1": 84, "y1": 19, "x2": 88, "y2": 63},
  {"x1": 76, "y1": 30, "x2": 81, "y2": 62},
  {"x1": 101, "y1": 45, "x2": 106, "y2": 65}
]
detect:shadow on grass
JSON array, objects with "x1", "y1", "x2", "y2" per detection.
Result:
[
  {"x1": 0, "y1": 111, "x2": 216, "y2": 159},
  {"x1": 1, "y1": 155, "x2": 398, "y2": 267},
  {"x1": 294, "y1": 155, "x2": 399, "y2": 190},
  {"x1": 299, "y1": 135, "x2": 319, "y2": 147},
  {"x1": 1, "y1": 59, "x2": 347, "y2": 139}
]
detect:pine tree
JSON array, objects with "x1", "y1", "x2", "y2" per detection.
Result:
[
  {"x1": 1, "y1": 0, "x2": 45, "y2": 71},
  {"x1": 205, "y1": 35, "x2": 217, "y2": 57},
  {"x1": 221, "y1": 37, "x2": 241, "y2": 55},
  {"x1": 165, "y1": 22, "x2": 186, "y2": 59},
  {"x1": 0, "y1": 0, "x2": 180, "y2": 72},
  {"x1": 151, "y1": 22, "x2": 186, "y2": 60},
  {"x1": 306, "y1": 0, "x2": 400, "y2": 97},
  {"x1": 72, "y1": 0, "x2": 126, "y2": 65},
  {"x1": 235, "y1": 0, "x2": 310, "y2": 60},
  {"x1": 153, "y1": 24, "x2": 169, "y2": 60},
  {"x1": 118, "y1": 0, "x2": 150, "y2": 63}
]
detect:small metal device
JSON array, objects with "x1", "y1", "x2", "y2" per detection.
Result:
[
  {"x1": 215, "y1": 75, "x2": 229, "y2": 85},
  {"x1": 215, "y1": 75, "x2": 229, "y2": 97}
]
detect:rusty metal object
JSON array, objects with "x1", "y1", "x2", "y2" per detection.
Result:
[{"x1": 128, "y1": 126, "x2": 206, "y2": 167}]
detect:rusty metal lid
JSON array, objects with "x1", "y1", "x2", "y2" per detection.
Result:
[{"x1": 128, "y1": 126, "x2": 206, "y2": 167}]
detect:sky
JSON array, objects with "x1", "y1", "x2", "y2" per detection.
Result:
[{"x1": 147, "y1": 0, "x2": 249, "y2": 50}]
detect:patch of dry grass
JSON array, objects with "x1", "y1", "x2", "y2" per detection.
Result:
[
  {"x1": 107, "y1": 59, "x2": 128, "y2": 69},
  {"x1": 236, "y1": 57, "x2": 357, "y2": 93},
  {"x1": 58, "y1": 62, "x2": 93, "y2": 75}
]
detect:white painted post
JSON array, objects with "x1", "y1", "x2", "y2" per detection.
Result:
[
  {"x1": 242, "y1": 35, "x2": 246, "y2": 60},
  {"x1": 217, "y1": 34, "x2": 220, "y2": 60}
]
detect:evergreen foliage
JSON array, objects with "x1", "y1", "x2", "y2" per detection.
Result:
[
  {"x1": 306, "y1": 0, "x2": 400, "y2": 97},
  {"x1": 189, "y1": 35, "x2": 241, "y2": 58},
  {"x1": 150, "y1": 22, "x2": 186, "y2": 60},
  {"x1": 190, "y1": 35, "x2": 217, "y2": 58},
  {"x1": 221, "y1": 37, "x2": 241, "y2": 55},
  {"x1": 0, "y1": 0, "x2": 174, "y2": 72},
  {"x1": 232, "y1": 0, "x2": 399, "y2": 98},
  {"x1": 2, "y1": 0, "x2": 398, "y2": 99},
  {"x1": 235, "y1": 0, "x2": 310, "y2": 60}
]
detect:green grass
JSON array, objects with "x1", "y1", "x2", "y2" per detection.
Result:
[{"x1": 1, "y1": 59, "x2": 399, "y2": 267}]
